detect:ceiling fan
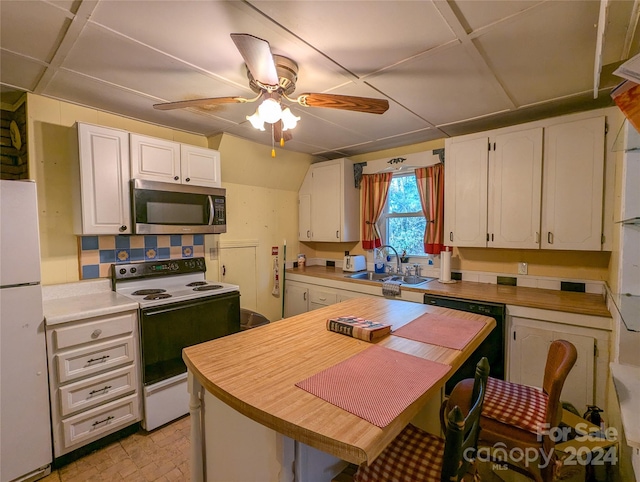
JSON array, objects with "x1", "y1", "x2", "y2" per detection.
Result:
[{"x1": 153, "y1": 34, "x2": 390, "y2": 151}]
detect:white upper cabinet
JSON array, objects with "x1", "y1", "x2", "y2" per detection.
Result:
[
  {"x1": 444, "y1": 136, "x2": 489, "y2": 247},
  {"x1": 130, "y1": 134, "x2": 221, "y2": 188},
  {"x1": 541, "y1": 116, "x2": 605, "y2": 251},
  {"x1": 488, "y1": 128, "x2": 543, "y2": 249},
  {"x1": 73, "y1": 123, "x2": 131, "y2": 235},
  {"x1": 444, "y1": 112, "x2": 608, "y2": 251},
  {"x1": 299, "y1": 158, "x2": 359, "y2": 242}
]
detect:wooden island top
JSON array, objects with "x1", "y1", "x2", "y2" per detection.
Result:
[{"x1": 183, "y1": 297, "x2": 495, "y2": 466}]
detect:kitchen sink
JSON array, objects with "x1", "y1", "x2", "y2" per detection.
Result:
[{"x1": 346, "y1": 272, "x2": 436, "y2": 285}]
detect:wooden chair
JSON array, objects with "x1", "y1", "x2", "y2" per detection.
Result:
[
  {"x1": 446, "y1": 339, "x2": 577, "y2": 482},
  {"x1": 353, "y1": 357, "x2": 490, "y2": 482}
]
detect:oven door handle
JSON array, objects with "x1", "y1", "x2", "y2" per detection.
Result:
[{"x1": 207, "y1": 195, "x2": 214, "y2": 225}]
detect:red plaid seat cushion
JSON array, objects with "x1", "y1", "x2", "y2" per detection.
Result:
[
  {"x1": 354, "y1": 424, "x2": 444, "y2": 482},
  {"x1": 482, "y1": 377, "x2": 548, "y2": 434}
]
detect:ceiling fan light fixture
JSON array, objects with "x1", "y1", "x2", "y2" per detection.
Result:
[
  {"x1": 257, "y1": 98, "x2": 282, "y2": 124},
  {"x1": 246, "y1": 111, "x2": 265, "y2": 131},
  {"x1": 281, "y1": 107, "x2": 300, "y2": 131}
]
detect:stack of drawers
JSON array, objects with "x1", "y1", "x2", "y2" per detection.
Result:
[{"x1": 46, "y1": 310, "x2": 141, "y2": 458}]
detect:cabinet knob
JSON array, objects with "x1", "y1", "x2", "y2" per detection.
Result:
[
  {"x1": 91, "y1": 329, "x2": 102, "y2": 339},
  {"x1": 185, "y1": 177, "x2": 190, "y2": 182},
  {"x1": 547, "y1": 232, "x2": 554, "y2": 244},
  {"x1": 336, "y1": 230, "x2": 339, "y2": 239},
  {"x1": 174, "y1": 176, "x2": 179, "y2": 181},
  {"x1": 450, "y1": 232, "x2": 453, "y2": 242},
  {"x1": 119, "y1": 225, "x2": 127, "y2": 232}
]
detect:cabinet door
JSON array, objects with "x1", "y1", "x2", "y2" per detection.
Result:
[
  {"x1": 130, "y1": 134, "x2": 181, "y2": 184},
  {"x1": 77, "y1": 124, "x2": 131, "y2": 234},
  {"x1": 541, "y1": 117, "x2": 605, "y2": 250},
  {"x1": 284, "y1": 282, "x2": 309, "y2": 317},
  {"x1": 444, "y1": 137, "x2": 489, "y2": 247},
  {"x1": 180, "y1": 145, "x2": 221, "y2": 187},
  {"x1": 299, "y1": 194, "x2": 312, "y2": 241},
  {"x1": 510, "y1": 319, "x2": 595, "y2": 412},
  {"x1": 310, "y1": 163, "x2": 341, "y2": 241},
  {"x1": 488, "y1": 128, "x2": 542, "y2": 248}
]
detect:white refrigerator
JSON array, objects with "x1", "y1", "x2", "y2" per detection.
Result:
[{"x1": 0, "y1": 180, "x2": 52, "y2": 481}]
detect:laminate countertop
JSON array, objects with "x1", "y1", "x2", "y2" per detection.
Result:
[{"x1": 286, "y1": 266, "x2": 611, "y2": 319}]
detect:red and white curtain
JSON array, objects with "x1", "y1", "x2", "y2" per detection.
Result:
[
  {"x1": 360, "y1": 172, "x2": 392, "y2": 250},
  {"x1": 415, "y1": 164, "x2": 444, "y2": 254}
]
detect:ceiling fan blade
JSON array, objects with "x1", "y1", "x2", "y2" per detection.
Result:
[
  {"x1": 231, "y1": 33, "x2": 279, "y2": 87},
  {"x1": 153, "y1": 96, "x2": 251, "y2": 110},
  {"x1": 273, "y1": 120, "x2": 293, "y2": 145},
  {"x1": 295, "y1": 93, "x2": 389, "y2": 114}
]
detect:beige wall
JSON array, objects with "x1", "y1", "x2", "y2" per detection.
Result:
[{"x1": 26, "y1": 94, "x2": 313, "y2": 324}]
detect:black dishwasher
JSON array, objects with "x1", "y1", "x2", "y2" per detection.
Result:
[{"x1": 424, "y1": 294, "x2": 505, "y2": 393}]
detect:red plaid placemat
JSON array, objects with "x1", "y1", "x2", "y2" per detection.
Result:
[
  {"x1": 354, "y1": 423, "x2": 444, "y2": 481},
  {"x1": 295, "y1": 345, "x2": 450, "y2": 428},
  {"x1": 392, "y1": 313, "x2": 486, "y2": 350},
  {"x1": 482, "y1": 377, "x2": 548, "y2": 434}
]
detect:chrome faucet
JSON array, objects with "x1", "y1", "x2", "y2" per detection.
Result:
[{"x1": 379, "y1": 245, "x2": 401, "y2": 274}]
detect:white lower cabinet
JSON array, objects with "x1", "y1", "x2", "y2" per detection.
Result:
[
  {"x1": 507, "y1": 309, "x2": 610, "y2": 414},
  {"x1": 46, "y1": 310, "x2": 141, "y2": 457},
  {"x1": 284, "y1": 280, "x2": 377, "y2": 317}
]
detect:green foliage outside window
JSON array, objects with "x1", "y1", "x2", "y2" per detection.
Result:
[{"x1": 383, "y1": 174, "x2": 426, "y2": 256}]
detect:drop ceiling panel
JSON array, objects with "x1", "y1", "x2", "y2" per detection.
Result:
[
  {"x1": 45, "y1": 70, "x2": 236, "y2": 136},
  {"x1": 0, "y1": 0, "x2": 71, "y2": 62},
  {"x1": 248, "y1": 1, "x2": 456, "y2": 77},
  {"x1": 450, "y1": 1, "x2": 544, "y2": 33},
  {"x1": 0, "y1": 51, "x2": 47, "y2": 91},
  {"x1": 474, "y1": 1, "x2": 600, "y2": 106},
  {"x1": 369, "y1": 42, "x2": 513, "y2": 126}
]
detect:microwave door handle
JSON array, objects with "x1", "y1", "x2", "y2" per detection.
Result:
[{"x1": 207, "y1": 196, "x2": 214, "y2": 225}]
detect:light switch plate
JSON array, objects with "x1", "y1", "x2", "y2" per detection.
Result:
[{"x1": 518, "y1": 262, "x2": 528, "y2": 275}]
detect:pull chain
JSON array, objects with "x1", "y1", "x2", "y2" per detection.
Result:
[{"x1": 271, "y1": 123, "x2": 276, "y2": 158}]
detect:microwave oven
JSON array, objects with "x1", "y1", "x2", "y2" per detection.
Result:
[{"x1": 131, "y1": 179, "x2": 226, "y2": 234}]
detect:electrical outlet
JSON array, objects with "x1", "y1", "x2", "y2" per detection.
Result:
[{"x1": 518, "y1": 262, "x2": 528, "y2": 275}]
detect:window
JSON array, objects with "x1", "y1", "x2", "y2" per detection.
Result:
[{"x1": 379, "y1": 173, "x2": 426, "y2": 256}]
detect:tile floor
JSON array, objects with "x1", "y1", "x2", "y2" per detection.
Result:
[{"x1": 40, "y1": 415, "x2": 190, "y2": 482}]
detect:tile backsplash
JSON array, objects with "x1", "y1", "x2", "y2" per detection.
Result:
[{"x1": 79, "y1": 234, "x2": 205, "y2": 279}]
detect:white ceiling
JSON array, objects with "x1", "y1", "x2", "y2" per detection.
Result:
[{"x1": 1, "y1": 0, "x2": 638, "y2": 160}]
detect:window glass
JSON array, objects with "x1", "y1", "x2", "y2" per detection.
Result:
[{"x1": 380, "y1": 173, "x2": 426, "y2": 256}]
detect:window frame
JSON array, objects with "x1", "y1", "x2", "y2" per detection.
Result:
[{"x1": 378, "y1": 172, "x2": 427, "y2": 257}]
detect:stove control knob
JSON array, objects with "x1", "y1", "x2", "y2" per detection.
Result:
[
  {"x1": 170, "y1": 262, "x2": 179, "y2": 271},
  {"x1": 119, "y1": 268, "x2": 127, "y2": 275},
  {"x1": 130, "y1": 267, "x2": 137, "y2": 274}
]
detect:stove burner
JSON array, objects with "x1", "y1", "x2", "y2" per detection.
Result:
[
  {"x1": 193, "y1": 285, "x2": 223, "y2": 292},
  {"x1": 186, "y1": 281, "x2": 208, "y2": 287},
  {"x1": 132, "y1": 289, "x2": 167, "y2": 296},
  {"x1": 143, "y1": 293, "x2": 173, "y2": 300}
]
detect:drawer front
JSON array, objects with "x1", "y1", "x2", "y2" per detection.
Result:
[
  {"x1": 309, "y1": 290, "x2": 337, "y2": 305},
  {"x1": 61, "y1": 394, "x2": 139, "y2": 451},
  {"x1": 58, "y1": 364, "x2": 138, "y2": 417},
  {"x1": 53, "y1": 312, "x2": 136, "y2": 350},
  {"x1": 56, "y1": 336, "x2": 135, "y2": 384}
]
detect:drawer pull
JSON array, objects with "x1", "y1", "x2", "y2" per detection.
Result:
[
  {"x1": 91, "y1": 329, "x2": 102, "y2": 339},
  {"x1": 89, "y1": 385, "x2": 112, "y2": 396},
  {"x1": 86, "y1": 355, "x2": 110, "y2": 364},
  {"x1": 92, "y1": 415, "x2": 114, "y2": 427}
]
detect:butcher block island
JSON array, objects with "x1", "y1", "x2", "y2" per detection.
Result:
[{"x1": 183, "y1": 297, "x2": 495, "y2": 482}]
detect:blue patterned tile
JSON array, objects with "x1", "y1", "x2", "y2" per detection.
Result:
[
  {"x1": 170, "y1": 235, "x2": 182, "y2": 246},
  {"x1": 182, "y1": 246, "x2": 193, "y2": 258},
  {"x1": 130, "y1": 248, "x2": 145, "y2": 261},
  {"x1": 144, "y1": 235, "x2": 158, "y2": 248},
  {"x1": 115, "y1": 236, "x2": 130, "y2": 249},
  {"x1": 158, "y1": 247, "x2": 170, "y2": 259},
  {"x1": 82, "y1": 264, "x2": 100, "y2": 279},
  {"x1": 145, "y1": 248, "x2": 158, "y2": 260},
  {"x1": 99, "y1": 250, "x2": 115, "y2": 263},
  {"x1": 81, "y1": 236, "x2": 99, "y2": 250},
  {"x1": 193, "y1": 235, "x2": 204, "y2": 245}
]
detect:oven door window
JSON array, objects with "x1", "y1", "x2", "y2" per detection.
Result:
[{"x1": 140, "y1": 292, "x2": 240, "y2": 385}]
